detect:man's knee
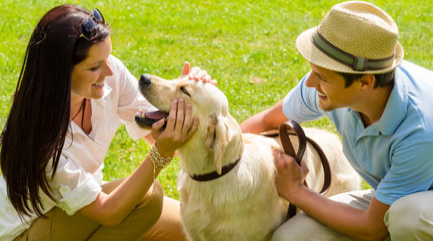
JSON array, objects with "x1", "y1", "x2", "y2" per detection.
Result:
[
  {"x1": 385, "y1": 192, "x2": 433, "y2": 240},
  {"x1": 271, "y1": 213, "x2": 349, "y2": 241},
  {"x1": 271, "y1": 213, "x2": 314, "y2": 241}
]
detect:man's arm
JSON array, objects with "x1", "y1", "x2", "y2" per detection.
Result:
[
  {"x1": 293, "y1": 187, "x2": 389, "y2": 240},
  {"x1": 273, "y1": 150, "x2": 390, "y2": 241},
  {"x1": 240, "y1": 100, "x2": 288, "y2": 134}
]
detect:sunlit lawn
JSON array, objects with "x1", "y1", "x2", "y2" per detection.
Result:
[{"x1": 1, "y1": 0, "x2": 432, "y2": 199}]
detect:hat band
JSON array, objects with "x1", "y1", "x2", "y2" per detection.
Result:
[{"x1": 312, "y1": 30, "x2": 395, "y2": 71}]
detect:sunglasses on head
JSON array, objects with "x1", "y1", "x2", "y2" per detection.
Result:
[{"x1": 79, "y1": 8, "x2": 105, "y2": 40}]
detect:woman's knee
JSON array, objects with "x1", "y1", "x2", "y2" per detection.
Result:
[{"x1": 138, "y1": 181, "x2": 164, "y2": 217}]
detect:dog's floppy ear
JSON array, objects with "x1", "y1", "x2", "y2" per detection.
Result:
[{"x1": 204, "y1": 114, "x2": 229, "y2": 175}]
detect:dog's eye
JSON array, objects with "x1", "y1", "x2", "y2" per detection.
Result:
[{"x1": 180, "y1": 86, "x2": 191, "y2": 97}]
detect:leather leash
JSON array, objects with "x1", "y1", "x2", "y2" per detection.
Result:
[{"x1": 277, "y1": 121, "x2": 332, "y2": 220}]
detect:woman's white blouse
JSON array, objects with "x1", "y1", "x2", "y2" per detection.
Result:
[{"x1": 0, "y1": 55, "x2": 152, "y2": 240}]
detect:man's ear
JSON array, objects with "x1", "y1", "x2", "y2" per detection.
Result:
[
  {"x1": 359, "y1": 74, "x2": 375, "y2": 91},
  {"x1": 204, "y1": 114, "x2": 229, "y2": 174}
]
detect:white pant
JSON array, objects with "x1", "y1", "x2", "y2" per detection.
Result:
[{"x1": 272, "y1": 189, "x2": 433, "y2": 241}]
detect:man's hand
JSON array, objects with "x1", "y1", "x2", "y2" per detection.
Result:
[{"x1": 272, "y1": 149, "x2": 309, "y2": 201}]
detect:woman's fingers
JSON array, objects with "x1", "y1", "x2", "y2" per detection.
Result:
[
  {"x1": 182, "y1": 64, "x2": 216, "y2": 84},
  {"x1": 181, "y1": 103, "x2": 192, "y2": 137},
  {"x1": 187, "y1": 116, "x2": 199, "y2": 139},
  {"x1": 188, "y1": 67, "x2": 200, "y2": 80},
  {"x1": 208, "y1": 79, "x2": 218, "y2": 85},
  {"x1": 195, "y1": 70, "x2": 208, "y2": 81},
  {"x1": 181, "y1": 62, "x2": 190, "y2": 76},
  {"x1": 165, "y1": 99, "x2": 178, "y2": 131},
  {"x1": 174, "y1": 99, "x2": 185, "y2": 138},
  {"x1": 203, "y1": 75, "x2": 212, "y2": 83},
  {"x1": 154, "y1": 99, "x2": 198, "y2": 155},
  {"x1": 150, "y1": 118, "x2": 166, "y2": 140}
]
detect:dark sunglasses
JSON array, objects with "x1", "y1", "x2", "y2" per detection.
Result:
[{"x1": 79, "y1": 8, "x2": 105, "y2": 40}]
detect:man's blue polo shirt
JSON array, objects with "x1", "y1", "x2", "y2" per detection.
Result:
[{"x1": 282, "y1": 60, "x2": 433, "y2": 205}]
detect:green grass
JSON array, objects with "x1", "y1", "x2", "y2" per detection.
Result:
[{"x1": 1, "y1": 0, "x2": 432, "y2": 200}]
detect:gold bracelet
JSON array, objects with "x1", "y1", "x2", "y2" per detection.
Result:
[{"x1": 149, "y1": 144, "x2": 173, "y2": 193}]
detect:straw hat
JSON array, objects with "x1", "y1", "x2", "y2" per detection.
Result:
[{"x1": 296, "y1": 1, "x2": 404, "y2": 74}]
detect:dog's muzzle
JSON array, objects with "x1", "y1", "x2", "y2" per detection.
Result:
[
  {"x1": 139, "y1": 74, "x2": 152, "y2": 89},
  {"x1": 135, "y1": 110, "x2": 168, "y2": 128},
  {"x1": 135, "y1": 74, "x2": 169, "y2": 128}
]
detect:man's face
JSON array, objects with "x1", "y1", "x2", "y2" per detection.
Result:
[{"x1": 305, "y1": 63, "x2": 363, "y2": 111}]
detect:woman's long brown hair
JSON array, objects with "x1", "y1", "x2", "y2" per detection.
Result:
[{"x1": 0, "y1": 4, "x2": 109, "y2": 219}]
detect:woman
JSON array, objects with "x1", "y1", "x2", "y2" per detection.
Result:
[{"x1": 0, "y1": 5, "x2": 210, "y2": 240}]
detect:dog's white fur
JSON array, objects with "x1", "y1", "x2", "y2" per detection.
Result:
[{"x1": 138, "y1": 75, "x2": 360, "y2": 241}]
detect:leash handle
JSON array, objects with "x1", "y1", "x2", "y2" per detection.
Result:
[
  {"x1": 278, "y1": 121, "x2": 306, "y2": 220},
  {"x1": 278, "y1": 121, "x2": 306, "y2": 165},
  {"x1": 278, "y1": 121, "x2": 332, "y2": 220},
  {"x1": 303, "y1": 136, "x2": 332, "y2": 195}
]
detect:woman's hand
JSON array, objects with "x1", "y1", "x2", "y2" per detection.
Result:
[
  {"x1": 181, "y1": 61, "x2": 217, "y2": 85},
  {"x1": 81, "y1": 101, "x2": 197, "y2": 226},
  {"x1": 272, "y1": 149, "x2": 309, "y2": 201},
  {"x1": 151, "y1": 99, "x2": 199, "y2": 158}
]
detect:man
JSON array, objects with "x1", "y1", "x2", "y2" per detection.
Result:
[{"x1": 241, "y1": 1, "x2": 433, "y2": 240}]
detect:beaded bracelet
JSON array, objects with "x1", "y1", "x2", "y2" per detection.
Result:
[{"x1": 149, "y1": 144, "x2": 173, "y2": 193}]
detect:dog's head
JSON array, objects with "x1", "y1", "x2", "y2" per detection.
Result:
[{"x1": 135, "y1": 74, "x2": 244, "y2": 174}]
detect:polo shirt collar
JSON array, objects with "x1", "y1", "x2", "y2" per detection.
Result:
[
  {"x1": 374, "y1": 67, "x2": 408, "y2": 135},
  {"x1": 346, "y1": 67, "x2": 408, "y2": 137}
]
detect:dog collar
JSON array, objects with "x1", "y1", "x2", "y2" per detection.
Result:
[{"x1": 190, "y1": 158, "x2": 241, "y2": 182}]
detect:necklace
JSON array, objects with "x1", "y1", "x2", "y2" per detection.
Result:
[{"x1": 71, "y1": 99, "x2": 86, "y2": 120}]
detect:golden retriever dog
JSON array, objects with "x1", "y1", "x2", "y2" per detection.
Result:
[{"x1": 135, "y1": 74, "x2": 361, "y2": 241}]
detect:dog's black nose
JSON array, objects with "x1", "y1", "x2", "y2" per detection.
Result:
[{"x1": 139, "y1": 74, "x2": 152, "y2": 88}]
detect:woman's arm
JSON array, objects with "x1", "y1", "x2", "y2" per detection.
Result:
[
  {"x1": 80, "y1": 99, "x2": 198, "y2": 226},
  {"x1": 80, "y1": 155, "x2": 159, "y2": 226}
]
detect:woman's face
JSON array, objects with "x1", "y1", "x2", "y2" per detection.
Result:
[{"x1": 71, "y1": 37, "x2": 113, "y2": 100}]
